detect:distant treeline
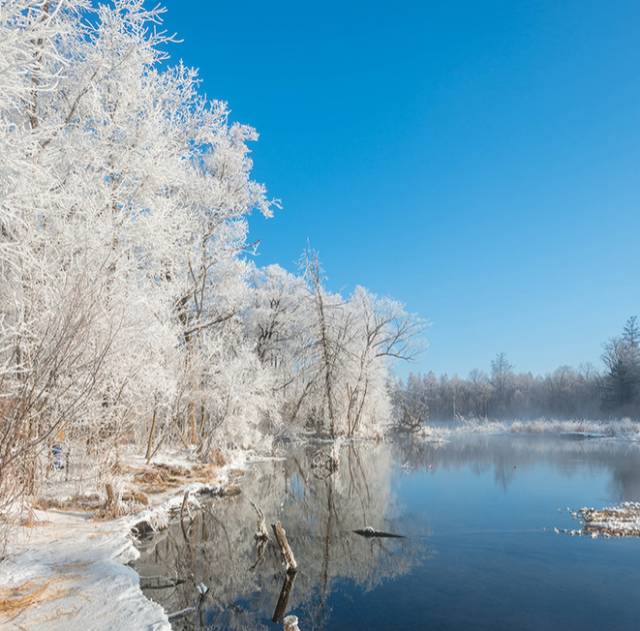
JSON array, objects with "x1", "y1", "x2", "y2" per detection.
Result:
[{"x1": 392, "y1": 316, "x2": 640, "y2": 427}]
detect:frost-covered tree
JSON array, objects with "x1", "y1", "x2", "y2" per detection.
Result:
[
  {"x1": 246, "y1": 254, "x2": 423, "y2": 437},
  {"x1": 0, "y1": 2, "x2": 422, "y2": 516},
  {"x1": 490, "y1": 352, "x2": 514, "y2": 415},
  {"x1": 602, "y1": 316, "x2": 640, "y2": 413},
  {"x1": 391, "y1": 372, "x2": 430, "y2": 431},
  {"x1": 0, "y1": 0, "x2": 275, "y2": 501}
]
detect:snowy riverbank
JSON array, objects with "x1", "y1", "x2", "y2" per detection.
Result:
[
  {"x1": 0, "y1": 452, "x2": 246, "y2": 631},
  {"x1": 412, "y1": 418, "x2": 640, "y2": 442}
]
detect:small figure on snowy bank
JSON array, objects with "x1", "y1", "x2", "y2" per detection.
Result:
[
  {"x1": 52, "y1": 428, "x2": 65, "y2": 470},
  {"x1": 52, "y1": 444, "x2": 64, "y2": 470}
]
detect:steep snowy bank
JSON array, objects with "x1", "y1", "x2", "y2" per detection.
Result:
[
  {"x1": 0, "y1": 456, "x2": 244, "y2": 631},
  {"x1": 0, "y1": 510, "x2": 169, "y2": 630}
]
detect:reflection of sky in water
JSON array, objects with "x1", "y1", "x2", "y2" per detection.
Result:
[{"x1": 136, "y1": 435, "x2": 640, "y2": 630}]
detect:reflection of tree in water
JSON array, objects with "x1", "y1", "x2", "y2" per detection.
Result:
[
  {"x1": 395, "y1": 434, "x2": 640, "y2": 499},
  {"x1": 134, "y1": 443, "x2": 421, "y2": 630}
]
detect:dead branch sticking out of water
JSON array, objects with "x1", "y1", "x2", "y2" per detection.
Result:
[
  {"x1": 250, "y1": 500, "x2": 269, "y2": 540},
  {"x1": 250, "y1": 539, "x2": 267, "y2": 570},
  {"x1": 180, "y1": 490, "x2": 191, "y2": 541},
  {"x1": 139, "y1": 576, "x2": 185, "y2": 590},
  {"x1": 272, "y1": 521, "x2": 298, "y2": 574},
  {"x1": 353, "y1": 526, "x2": 405, "y2": 538},
  {"x1": 166, "y1": 583, "x2": 209, "y2": 624},
  {"x1": 167, "y1": 606, "x2": 195, "y2": 622},
  {"x1": 272, "y1": 572, "x2": 297, "y2": 623}
]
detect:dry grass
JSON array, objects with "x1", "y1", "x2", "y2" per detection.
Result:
[
  {"x1": 190, "y1": 463, "x2": 219, "y2": 482},
  {"x1": 32, "y1": 493, "x2": 103, "y2": 513},
  {"x1": 123, "y1": 490, "x2": 149, "y2": 505},
  {"x1": 206, "y1": 447, "x2": 226, "y2": 467},
  {"x1": 29, "y1": 460, "x2": 221, "y2": 524},
  {"x1": 219, "y1": 484, "x2": 242, "y2": 497},
  {"x1": 94, "y1": 461, "x2": 219, "y2": 520},
  {"x1": 578, "y1": 503, "x2": 640, "y2": 537},
  {"x1": 132, "y1": 467, "x2": 181, "y2": 493},
  {"x1": 19, "y1": 516, "x2": 51, "y2": 528},
  {"x1": 132, "y1": 462, "x2": 218, "y2": 494},
  {"x1": 0, "y1": 577, "x2": 75, "y2": 617}
]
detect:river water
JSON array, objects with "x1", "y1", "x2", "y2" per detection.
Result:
[{"x1": 133, "y1": 433, "x2": 640, "y2": 630}]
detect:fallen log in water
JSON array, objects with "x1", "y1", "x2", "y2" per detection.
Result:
[
  {"x1": 272, "y1": 521, "x2": 298, "y2": 574},
  {"x1": 139, "y1": 576, "x2": 186, "y2": 590},
  {"x1": 353, "y1": 526, "x2": 405, "y2": 538},
  {"x1": 167, "y1": 606, "x2": 195, "y2": 621}
]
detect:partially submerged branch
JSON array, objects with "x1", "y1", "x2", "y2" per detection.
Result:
[
  {"x1": 250, "y1": 500, "x2": 269, "y2": 540},
  {"x1": 272, "y1": 521, "x2": 298, "y2": 574},
  {"x1": 180, "y1": 490, "x2": 191, "y2": 541},
  {"x1": 272, "y1": 572, "x2": 297, "y2": 623},
  {"x1": 353, "y1": 526, "x2": 405, "y2": 539}
]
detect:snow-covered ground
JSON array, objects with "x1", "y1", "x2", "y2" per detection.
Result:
[
  {"x1": 0, "y1": 509, "x2": 170, "y2": 630},
  {"x1": 0, "y1": 451, "x2": 245, "y2": 630},
  {"x1": 413, "y1": 418, "x2": 640, "y2": 442}
]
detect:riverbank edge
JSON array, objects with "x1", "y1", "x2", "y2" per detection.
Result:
[{"x1": 0, "y1": 454, "x2": 248, "y2": 631}]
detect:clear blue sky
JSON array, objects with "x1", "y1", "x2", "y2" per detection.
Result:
[{"x1": 161, "y1": 0, "x2": 640, "y2": 377}]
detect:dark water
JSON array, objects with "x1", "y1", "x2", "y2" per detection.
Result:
[{"x1": 133, "y1": 434, "x2": 640, "y2": 630}]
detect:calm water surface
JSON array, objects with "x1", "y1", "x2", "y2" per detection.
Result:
[{"x1": 134, "y1": 434, "x2": 640, "y2": 630}]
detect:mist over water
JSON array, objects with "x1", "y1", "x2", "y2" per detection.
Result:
[{"x1": 135, "y1": 435, "x2": 640, "y2": 630}]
